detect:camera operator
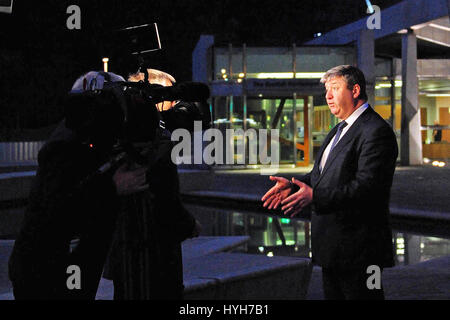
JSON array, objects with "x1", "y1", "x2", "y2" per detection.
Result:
[
  {"x1": 8, "y1": 71, "x2": 148, "y2": 300},
  {"x1": 105, "y1": 68, "x2": 202, "y2": 300}
]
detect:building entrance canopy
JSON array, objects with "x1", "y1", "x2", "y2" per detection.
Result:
[{"x1": 211, "y1": 79, "x2": 323, "y2": 98}]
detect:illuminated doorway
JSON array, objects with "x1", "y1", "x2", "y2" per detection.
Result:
[{"x1": 246, "y1": 95, "x2": 310, "y2": 166}]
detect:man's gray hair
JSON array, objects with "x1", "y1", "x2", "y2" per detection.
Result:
[
  {"x1": 128, "y1": 68, "x2": 176, "y2": 86},
  {"x1": 320, "y1": 65, "x2": 368, "y2": 101}
]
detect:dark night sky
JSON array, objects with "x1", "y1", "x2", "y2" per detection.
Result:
[{"x1": 0, "y1": 0, "x2": 403, "y2": 133}]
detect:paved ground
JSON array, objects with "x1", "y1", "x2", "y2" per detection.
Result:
[
  {"x1": 201, "y1": 164, "x2": 450, "y2": 300},
  {"x1": 95, "y1": 251, "x2": 450, "y2": 301},
  {"x1": 2, "y1": 241, "x2": 448, "y2": 300},
  {"x1": 0, "y1": 163, "x2": 449, "y2": 300},
  {"x1": 307, "y1": 255, "x2": 450, "y2": 300},
  {"x1": 210, "y1": 164, "x2": 450, "y2": 215}
]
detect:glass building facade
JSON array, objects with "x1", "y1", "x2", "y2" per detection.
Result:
[{"x1": 198, "y1": 43, "x2": 450, "y2": 167}]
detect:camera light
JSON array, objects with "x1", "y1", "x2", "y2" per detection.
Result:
[{"x1": 102, "y1": 57, "x2": 109, "y2": 72}]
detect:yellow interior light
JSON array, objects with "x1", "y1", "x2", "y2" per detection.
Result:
[
  {"x1": 255, "y1": 72, "x2": 325, "y2": 79},
  {"x1": 102, "y1": 57, "x2": 109, "y2": 72}
]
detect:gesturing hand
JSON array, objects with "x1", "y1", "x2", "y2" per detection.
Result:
[
  {"x1": 281, "y1": 178, "x2": 313, "y2": 217},
  {"x1": 261, "y1": 176, "x2": 292, "y2": 210},
  {"x1": 112, "y1": 164, "x2": 149, "y2": 196}
]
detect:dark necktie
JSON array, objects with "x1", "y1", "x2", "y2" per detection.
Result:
[{"x1": 329, "y1": 121, "x2": 348, "y2": 151}]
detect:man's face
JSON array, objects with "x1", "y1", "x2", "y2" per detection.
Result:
[{"x1": 324, "y1": 76, "x2": 359, "y2": 120}]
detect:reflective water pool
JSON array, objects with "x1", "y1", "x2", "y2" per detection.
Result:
[{"x1": 185, "y1": 204, "x2": 450, "y2": 266}]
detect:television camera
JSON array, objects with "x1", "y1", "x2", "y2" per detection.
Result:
[{"x1": 64, "y1": 23, "x2": 210, "y2": 179}]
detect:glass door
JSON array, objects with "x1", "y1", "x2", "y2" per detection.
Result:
[{"x1": 247, "y1": 95, "x2": 309, "y2": 166}]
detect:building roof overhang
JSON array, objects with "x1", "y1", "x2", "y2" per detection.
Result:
[{"x1": 305, "y1": 0, "x2": 450, "y2": 60}]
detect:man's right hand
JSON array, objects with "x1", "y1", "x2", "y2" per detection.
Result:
[
  {"x1": 112, "y1": 164, "x2": 149, "y2": 196},
  {"x1": 261, "y1": 176, "x2": 292, "y2": 210}
]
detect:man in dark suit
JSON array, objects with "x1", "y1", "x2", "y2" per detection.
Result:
[{"x1": 262, "y1": 65, "x2": 398, "y2": 300}]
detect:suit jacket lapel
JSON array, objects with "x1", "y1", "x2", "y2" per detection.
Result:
[{"x1": 315, "y1": 106, "x2": 373, "y2": 186}]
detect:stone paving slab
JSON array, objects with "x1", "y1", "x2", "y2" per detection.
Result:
[
  {"x1": 182, "y1": 236, "x2": 250, "y2": 260},
  {"x1": 183, "y1": 252, "x2": 312, "y2": 300},
  {"x1": 3, "y1": 236, "x2": 314, "y2": 300},
  {"x1": 307, "y1": 255, "x2": 450, "y2": 300},
  {"x1": 96, "y1": 252, "x2": 313, "y2": 300},
  {"x1": 1, "y1": 246, "x2": 448, "y2": 300}
]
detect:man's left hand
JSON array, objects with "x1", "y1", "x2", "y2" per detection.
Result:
[{"x1": 281, "y1": 178, "x2": 313, "y2": 217}]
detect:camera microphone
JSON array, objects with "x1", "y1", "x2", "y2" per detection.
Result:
[{"x1": 145, "y1": 82, "x2": 210, "y2": 102}]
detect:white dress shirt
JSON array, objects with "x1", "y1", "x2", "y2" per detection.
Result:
[{"x1": 319, "y1": 103, "x2": 369, "y2": 172}]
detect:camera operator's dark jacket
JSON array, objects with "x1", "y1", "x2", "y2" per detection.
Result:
[
  {"x1": 9, "y1": 121, "x2": 120, "y2": 300},
  {"x1": 105, "y1": 127, "x2": 196, "y2": 300}
]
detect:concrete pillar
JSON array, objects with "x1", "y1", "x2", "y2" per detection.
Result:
[
  {"x1": 401, "y1": 29, "x2": 422, "y2": 166},
  {"x1": 357, "y1": 29, "x2": 375, "y2": 108},
  {"x1": 192, "y1": 35, "x2": 215, "y2": 82},
  {"x1": 404, "y1": 234, "x2": 422, "y2": 265}
]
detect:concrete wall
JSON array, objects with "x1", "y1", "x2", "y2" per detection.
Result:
[{"x1": 0, "y1": 142, "x2": 44, "y2": 163}]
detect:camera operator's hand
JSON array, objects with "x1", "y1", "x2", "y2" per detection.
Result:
[{"x1": 112, "y1": 164, "x2": 149, "y2": 196}]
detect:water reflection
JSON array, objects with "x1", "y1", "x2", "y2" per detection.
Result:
[{"x1": 185, "y1": 204, "x2": 450, "y2": 266}]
